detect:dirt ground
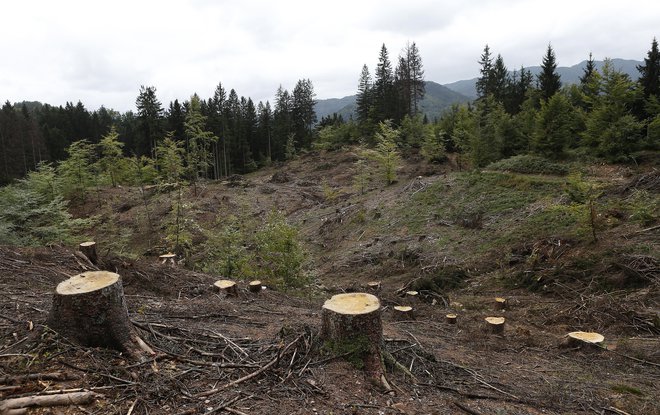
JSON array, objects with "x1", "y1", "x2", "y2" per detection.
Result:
[
  {"x1": 0, "y1": 244, "x2": 658, "y2": 415},
  {"x1": 1, "y1": 150, "x2": 659, "y2": 414}
]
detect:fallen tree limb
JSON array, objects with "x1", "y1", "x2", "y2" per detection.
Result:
[
  {"x1": 0, "y1": 371, "x2": 73, "y2": 385},
  {"x1": 196, "y1": 334, "x2": 303, "y2": 398},
  {"x1": 0, "y1": 391, "x2": 100, "y2": 413}
]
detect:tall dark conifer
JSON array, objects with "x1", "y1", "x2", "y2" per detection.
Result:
[
  {"x1": 491, "y1": 54, "x2": 508, "y2": 103},
  {"x1": 373, "y1": 44, "x2": 395, "y2": 122},
  {"x1": 475, "y1": 44, "x2": 493, "y2": 99},
  {"x1": 638, "y1": 38, "x2": 660, "y2": 99},
  {"x1": 356, "y1": 64, "x2": 373, "y2": 124},
  {"x1": 537, "y1": 44, "x2": 562, "y2": 101},
  {"x1": 135, "y1": 85, "x2": 164, "y2": 157},
  {"x1": 580, "y1": 52, "x2": 596, "y2": 86}
]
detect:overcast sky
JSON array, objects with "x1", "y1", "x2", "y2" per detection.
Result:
[{"x1": 2, "y1": 0, "x2": 659, "y2": 112}]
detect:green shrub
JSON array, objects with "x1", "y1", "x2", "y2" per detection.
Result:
[{"x1": 487, "y1": 155, "x2": 569, "y2": 176}]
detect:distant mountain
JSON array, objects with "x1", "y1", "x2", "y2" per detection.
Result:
[
  {"x1": 315, "y1": 81, "x2": 470, "y2": 122},
  {"x1": 444, "y1": 58, "x2": 643, "y2": 99}
]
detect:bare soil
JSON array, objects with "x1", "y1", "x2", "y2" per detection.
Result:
[{"x1": 1, "y1": 150, "x2": 659, "y2": 414}]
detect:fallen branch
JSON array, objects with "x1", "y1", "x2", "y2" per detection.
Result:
[
  {"x1": 0, "y1": 391, "x2": 100, "y2": 413},
  {"x1": 196, "y1": 334, "x2": 303, "y2": 398},
  {"x1": 0, "y1": 372, "x2": 73, "y2": 385}
]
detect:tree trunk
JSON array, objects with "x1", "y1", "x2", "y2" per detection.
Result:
[
  {"x1": 47, "y1": 271, "x2": 154, "y2": 360},
  {"x1": 78, "y1": 242, "x2": 98, "y2": 265},
  {"x1": 321, "y1": 293, "x2": 387, "y2": 388},
  {"x1": 214, "y1": 280, "x2": 238, "y2": 296}
]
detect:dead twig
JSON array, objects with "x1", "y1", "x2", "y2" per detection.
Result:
[{"x1": 196, "y1": 334, "x2": 303, "y2": 398}]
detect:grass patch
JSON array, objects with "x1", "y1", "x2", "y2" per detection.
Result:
[
  {"x1": 487, "y1": 155, "x2": 569, "y2": 176},
  {"x1": 610, "y1": 384, "x2": 644, "y2": 396}
]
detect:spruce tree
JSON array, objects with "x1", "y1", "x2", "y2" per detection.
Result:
[
  {"x1": 491, "y1": 54, "x2": 508, "y2": 103},
  {"x1": 373, "y1": 44, "x2": 395, "y2": 122},
  {"x1": 532, "y1": 93, "x2": 574, "y2": 159},
  {"x1": 579, "y1": 52, "x2": 596, "y2": 86},
  {"x1": 475, "y1": 44, "x2": 493, "y2": 99},
  {"x1": 135, "y1": 86, "x2": 164, "y2": 158},
  {"x1": 409, "y1": 42, "x2": 425, "y2": 116},
  {"x1": 638, "y1": 38, "x2": 660, "y2": 100},
  {"x1": 537, "y1": 44, "x2": 562, "y2": 101},
  {"x1": 356, "y1": 64, "x2": 373, "y2": 124}
]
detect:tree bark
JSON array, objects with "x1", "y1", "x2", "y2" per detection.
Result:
[
  {"x1": 47, "y1": 271, "x2": 154, "y2": 360},
  {"x1": 79, "y1": 242, "x2": 98, "y2": 265},
  {"x1": 321, "y1": 293, "x2": 386, "y2": 387}
]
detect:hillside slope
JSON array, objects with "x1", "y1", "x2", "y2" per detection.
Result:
[{"x1": 0, "y1": 150, "x2": 658, "y2": 414}]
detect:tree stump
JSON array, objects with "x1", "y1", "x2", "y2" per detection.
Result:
[
  {"x1": 366, "y1": 281, "x2": 381, "y2": 292},
  {"x1": 564, "y1": 331, "x2": 604, "y2": 348},
  {"x1": 214, "y1": 280, "x2": 238, "y2": 296},
  {"x1": 405, "y1": 291, "x2": 419, "y2": 302},
  {"x1": 47, "y1": 271, "x2": 154, "y2": 359},
  {"x1": 485, "y1": 316, "x2": 506, "y2": 334},
  {"x1": 494, "y1": 297, "x2": 507, "y2": 310},
  {"x1": 79, "y1": 242, "x2": 98, "y2": 265},
  {"x1": 248, "y1": 280, "x2": 262, "y2": 293},
  {"x1": 446, "y1": 313, "x2": 457, "y2": 324},
  {"x1": 321, "y1": 293, "x2": 387, "y2": 388},
  {"x1": 159, "y1": 253, "x2": 176, "y2": 266},
  {"x1": 393, "y1": 305, "x2": 414, "y2": 320}
]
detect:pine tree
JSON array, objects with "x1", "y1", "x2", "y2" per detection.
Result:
[
  {"x1": 475, "y1": 44, "x2": 493, "y2": 99},
  {"x1": 273, "y1": 86, "x2": 292, "y2": 161},
  {"x1": 291, "y1": 79, "x2": 317, "y2": 149},
  {"x1": 579, "y1": 52, "x2": 596, "y2": 86},
  {"x1": 537, "y1": 44, "x2": 562, "y2": 101},
  {"x1": 185, "y1": 94, "x2": 218, "y2": 181},
  {"x1": 409, "y1": 42, "x2": 425, "y2": 116},
  {"x1": 156, "y1": 131, "x2": 185, "y2": 183},
  {"x1": 356, "y1": 64, "x2": 373, "y2": 124},
  {"x1": 257, "y1": 101, "x2": 273, "y2": 163}
]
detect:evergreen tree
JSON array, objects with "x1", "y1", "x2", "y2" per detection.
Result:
[
  {"x1": 373, "y1": 44, "x2": 395, "y2": 122},
  {"x1": 355, "y1": 64, "x2": 373, "y2": 124},
  {"x1": 537, "y1": 44, "x2": 562, "y2": 101},
  {"x1": 409, "y1": 42, "x2": 425, "y2": 116},
  {"x1": 136, "y1": 85, "x2": 164, "y2": 157},
  {"x1": 156, "y1": 131, "x2": 185, "y2": 183},
  {"x1": 491, "y1": 54, "x2": 508, "y2": 103},
  {"x1": 185, "y1": 94, "x2": 218, "y2": 181},
  {"x1": 638, "y1": 38, "x2": 660, "y2": 100},
  {"x1": 532, "y1": 93, "x2": 574, "y2": 159},
  {"x1": 97, "y1": 126, "x2": 125, "y2": 187},
  {"x1": 583, "y1": 59, "x2": 643, "y2": 160},
  {"x1": 475, "y1": 44, "x2": 494, "y2": 99},
  {"x1": 579, "y1": 52, "x2": 596, "y2": 86},
  {"x1": 291, "y1": 79, "x2": 317, "y2": 149},
  {"x1": 273, "y1": 86, "x2": 292, "y2": 161},
  {"x1": 257, "y1": 101, "x2": 273, "y2": 163}
]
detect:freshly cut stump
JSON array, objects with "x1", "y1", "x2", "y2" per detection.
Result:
[
  {"x1": 321, "y1": 293, "x2": 385, "y2": 386},
  {"x1": 366, "y1": 281, "x2": 381, "y2": 292},
  {"x1": 79, "y1": 241, "x2": 98, "y2": 265},
  {"x1": 494, "y1": 297, "x2": 507, "y2": 310},
  {"x1": 485, "y1": 316, "x2": 506, "y2": 334},
  {"x1": 159, "y1": 253, "x2": 176, "y2": 266},
  {"x1": 47, "y1": 271, "x2": 154, "y2": 359},
  {"x1": 393, "y1": 305, "x2": 414, "y2": 320},
  {"x1": 248, "y1": 280, "x2": 262, "y2": 293},
  {"x1": 214, "y1": 280, "x2": 238, "y2": 296},
  {"x1": 446, "y1": 313, "x2": 457, "y2": 324},
  {"x1": 566, "y1": 331, "x2": 604, "y2": 348},
  {"x1": 405, "y1": 291, "x2": 419, "y2": 302}
]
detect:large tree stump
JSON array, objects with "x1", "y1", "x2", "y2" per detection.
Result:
[
  {"x1": 321, "y1": 293, "x2": 387, "y2": 388},
  {"x1": 563, "y1": 331, "x2": 605, "y2": 349},
  {"x1": 485, "y1": 316, "x2": 506, "y2": 334},
  {"x1": 47, "y1": 271, "x2": 154, "y2": 360},
  {"x1": 214, "y1": 280, "x2": 238, "y2": 296},
  {"x1": 248, "y1": 280, "x2": 262, "y2": 293},
  {"x1": 79, "y1": 242, "x2": 98, "y2": 265}
]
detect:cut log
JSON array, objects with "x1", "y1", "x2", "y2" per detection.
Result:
[
  {"x1": 46, "y1": 271, "x2": 154, "y2": 360},
  {"x1": 393, "y1": 305, "x2": 414, "y2": 320},
  {"x1": 248, "y1": 280, "x2": 262, "y2": 293},
  {"x1": 159, "y1": 253, "x2": 176, "y2": 266},
  {"x1": 79, "y1": 242, "x2": 98, "y2": 265},
  {"x1": 494, "y1": 297, "x2": 507, "y2": 310},
  {"x1": 214, "y1": 280, "x2": 238, "y2": 296},
  {"x1": 0, "y1": 391, "x2": 100, "y2": 413},
  {"x1": 321, "y1": 293, "x2": 386, "y2": 388},
  {"x1": 565, "y1": 331, "x2": 605, "y2": 348},
  {"x1": 446, "y1": 313, "x2": 457, "y2": 324},
  {"x1": 485, "y1": 316, "x2": 506, "y2": 334}
]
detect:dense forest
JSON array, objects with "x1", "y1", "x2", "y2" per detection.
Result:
[{"x1": 0, "y1": 39, "x2": 658, "y2": 188}]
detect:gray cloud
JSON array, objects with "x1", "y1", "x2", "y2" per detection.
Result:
[{"x1": 0, "y1": 0, "x2": 657, "y2": 112}]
